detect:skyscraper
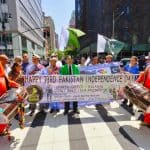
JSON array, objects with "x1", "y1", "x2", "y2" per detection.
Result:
[{"x1": 75, "y1": 0, "x2": 150, "y2": 55}]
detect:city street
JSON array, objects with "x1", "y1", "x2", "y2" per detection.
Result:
[
  {"x1": 1, "y1": 101, "x2": 150, "y2": 150},
  {"x1": 0, "y1": 0, "x2": 150, "y2": 150}
]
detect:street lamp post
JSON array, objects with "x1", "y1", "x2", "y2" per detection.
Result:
[{"x1": 112, "y1": 11, "x2": 124, "y2": 39}]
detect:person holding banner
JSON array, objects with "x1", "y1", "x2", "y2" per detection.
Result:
[
  {"x1": 124, "y1": 56, "x2": 139, "y2": 75},
  {"x1": 78, "y1": 57, "x2": 86, "y2": 67},
  {"x1": 89, "y1": 56, "x2": 99, "y2": 66},
  {"x1": 105, "y1": 55, "x2": 113, "y2": 64},
  {"x1": 8, "y1": 62, "x2": 24, "y2": 85},
  {"x1": 123, "y1": 56, "x2": 139, "y2": 107},
  {"x1": 26, "y1": 54, "x2": 45, "y2": 116},
  {"x1": 39, "y1": 56, "x2": 60, "y2": 113},
  {"x1": 60, "y1": 55, "x2": 80, "y2": 115}
]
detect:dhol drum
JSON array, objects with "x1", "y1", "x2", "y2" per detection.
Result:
[
  {"x1": 0, "y1": 113, "x2": 9, "y2": 134},
  {"x1": 0, "y1": 87, "x2": 28, "y2": 136},
  {"x1": 124, "y1": 82, "x2": 150, "y2": 112}
]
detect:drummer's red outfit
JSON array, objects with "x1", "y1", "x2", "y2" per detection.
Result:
[
  {"x1": 136, "y1": 66, "x2": 150, "y2": 124},
  {"x1": 0, "y1": 62, "x2": 19, "y2": 97},
  {"x1": 136, "y1": 66, "x2": 150, "y2": 89}
]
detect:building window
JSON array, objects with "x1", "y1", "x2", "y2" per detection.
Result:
[
  {"x1": 6, "y1": 33, "x2": 12, "y2": 44},
  {"x1": 0, "y1": 0, "x2": 6, "y2": 4},
  {"x1": 32, "y1": 42, "x2": 35, "y2": 49},
  {"x1": 0, "y1": 33, "x2": 12, "y2": 45},
  {"x1": 21, "y1": 36, "x2": 27, "y2": 48}
]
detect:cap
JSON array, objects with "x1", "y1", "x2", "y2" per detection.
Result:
[
  {"x1": 51, "y1": 53, "x2": 58, "y2": 57},
  {"x1": 50, "y1": 56, "x2": 57, "y2": 61},
  {"x1": 33, "y1": 54, "x2": 40, "y2": 59}
]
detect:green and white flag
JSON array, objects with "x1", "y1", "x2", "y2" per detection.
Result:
[
  {"x1": 59, "y1": 27, "x2": 85, "y2": 50},
  {"x1": 97, "y1": 34, "x2": 125, "y2": 57}
]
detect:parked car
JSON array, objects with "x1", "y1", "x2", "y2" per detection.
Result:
[{"x1": 120, "y1": 58, "x2": 130, "y2": 67}]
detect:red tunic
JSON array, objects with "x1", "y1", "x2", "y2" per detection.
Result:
[
  {"x1": 136, "y1": 66, "x2": 150, "y2": 124},
  {"x1": 0, "y1": 62, "x2": 19, "y2": 96},
  {"x1": 136, "y1": 66, "x2": 150, "y2": 89}
]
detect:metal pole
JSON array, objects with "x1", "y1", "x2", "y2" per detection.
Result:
[
  {"x1": 112, "y1": 11, "x2": 124, "y2": 39},
  {"x1": 89, "y1": 43, "x2": 92, "y2": 58},
  {"x1": 112, "y1": 10, "x2": 115, "y2": 39}
]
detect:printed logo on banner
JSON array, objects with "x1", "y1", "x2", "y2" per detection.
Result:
[
  {"x1": 110, "y1": 66, "x2": 120, "y2": 74},
  {"x1": 26, "y1": 85, "x2": 44, "y2": 103},
  {"x1": 80, "y1": 63, "x2": 120, "y2": 75}
]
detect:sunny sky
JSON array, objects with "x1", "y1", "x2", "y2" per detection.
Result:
[{"x1": 42, "y1": 0, "x2": 75, "y2": 36}]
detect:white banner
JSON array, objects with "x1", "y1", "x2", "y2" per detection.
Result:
[{"x1": 24, "y1": 74, "x2": 136, "y2": 103}]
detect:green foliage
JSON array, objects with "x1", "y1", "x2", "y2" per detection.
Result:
[
  {"x1": 48, "y1": 50, "x2": 55, "y2": 57},
  {"x1": 57, "y1": 50, "x2": 64, "y2": 60},
  {"x1": 64, "y1": 46, "x2": 78, "y2": 57},
  {"x1": 48, "y1": 47, "x2": 78, "y2": 60}
]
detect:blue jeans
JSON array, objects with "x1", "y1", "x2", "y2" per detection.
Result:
[{"x1": 50, "y1": 102, "x2": 60, "y2": 110}]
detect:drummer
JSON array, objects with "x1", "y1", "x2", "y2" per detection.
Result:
[
  {"x1": 136, "y1": 65, "x2": 150, "y2": 125},
  {"x1": 0, "y1": 54, "x2": 11, "y2": 75},
  {"x1": 0, "y1": 62, "x2": 19, "y2": 97}
]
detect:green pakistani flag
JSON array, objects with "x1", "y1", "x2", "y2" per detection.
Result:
[
  {"x1": 68, "y1": 28, "x2": 86, "y2": 37},
  {"x1": 106, "y1": 39, "x2": 125, "y2": 57},
  {"x1": 67, "y1": 30, "x2": 80, "y2": 48},
  {"x1": 97, "y1": 34, "x2": 125, "y2": 57},
  {"x1": 67, "y1": 28, "x2": 86, "y2": 49}
]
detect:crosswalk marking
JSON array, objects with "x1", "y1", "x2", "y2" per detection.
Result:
[
  {"x1": 106, "y1": 102, "x2": 150, "y2": 150},
  {"x1": 96, "y1": 103, "x2": 140, "y2": 150},
  {"x1": 0, "y1": 102, "x2": 150, "y2": 150},
  {"x1": 36, "y1": 111, "x2": 70, "y2": 150},
  {"x1": 20, "y1": 112, "x2": 47, "y2": 150},
  {"x1": 80, "y1": 106, "x2": 123, "y2": 150}
]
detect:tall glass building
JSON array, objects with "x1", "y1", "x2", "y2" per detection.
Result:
[{"x1": 75, "y1": 0, "x2": 150, "y2": 57}]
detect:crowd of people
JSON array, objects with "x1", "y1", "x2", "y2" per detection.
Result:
[{"x1": 0, "y1": 53, "x2": 150, "y2": 124}]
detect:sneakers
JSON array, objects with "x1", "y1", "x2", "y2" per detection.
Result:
[
  {"x1": 122, "y1": 99, "x2": 128, "y2": 104},
  {"x1": 50, "y1": 109, "x2": 60, "y2": 113},
  {"x1": 29, "y1": 110, "x2": 35, "y2": 116},
  {"x1": 129, "y1": 103, "x2": 133, "y2": 108},
  {"x1": 63, "y1": 109, "x2": 80, "y2": 115},
  {"x1": 50, "y1": 109, "x2": 54, "y2": 113}
]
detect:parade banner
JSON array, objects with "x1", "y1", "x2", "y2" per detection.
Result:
[
  {"x1": 24, "y1": 74, "x2": 136, "y2": 104},
  {"x1": 80, "y1": 63, "x2": 120, "y2": 75}
]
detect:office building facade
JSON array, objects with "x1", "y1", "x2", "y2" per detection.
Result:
[
  {"x1": 75, "y1": 0, "x2": 150, "y2": 57},
  {"x1": 0, "y1": 0, "x2": 45, "y2": 58},
  {"x1": 43, "y1": 16, "x2": 56, "y2": 57}
]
